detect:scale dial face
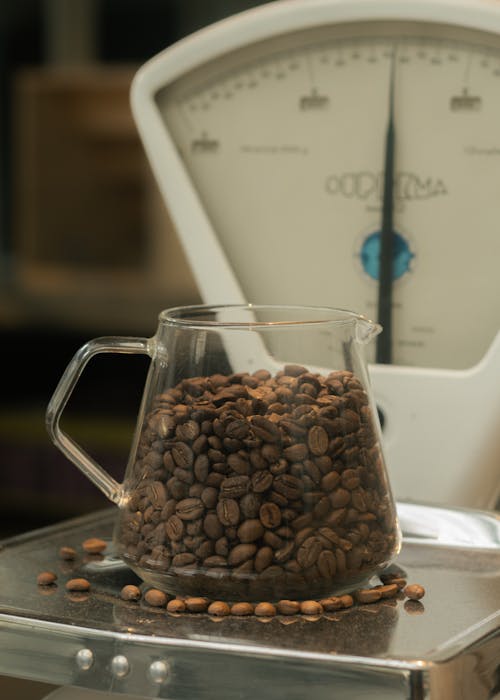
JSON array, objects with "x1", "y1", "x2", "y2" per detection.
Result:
[{"x1": 151, "y1": 17, "x2": 500, "y2": 370}]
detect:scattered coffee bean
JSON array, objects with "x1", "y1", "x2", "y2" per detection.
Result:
[
  {"x1": 167, "y1": 599, "x2": 186, "y2": 613},
  {"x1": 355, "y1": 588, "x2": 382, "y2": 604},
  {"x1": 59, "y1": 546, "x2": 77, "y2": 560},
  {"x1": 185, "y1": 597, "x2": 209, "y2": 613},
  {"x1": 277, "y1": 599, "x2": 301, "y2": 615},
  {"x1": 37, "y1": 571, "x2": 57, "y2": 586},
  {"x1": 300, "y1": 600, "x2": 324, "y2": 615},
  {"x1": 120, "y1": 585, "x2": 141, "y2": 601},
  {"x1": 339, "y1": 594, "x2": 354, "y2": 608},
  {"x1": 230, "y1": 602, "x2": 254, "y2": 616},
  {"x1": 208, "y1": 601, "x2": 231, "y2": 617},
  {"x1": 82, "y1": 538, "x2": 107, "y2": 554},
  {"x1": 319, "y1": 597, "x2": 343, "y2": 611},
  {"x1": 66, "y1": 578, "x2": 90, "y2": 592},
  {"x1": 254, "y1": 602, "x2": 277, "y2": 617},
  {"x1": 144, "y1": 588, "x2": 168, "y2": 607},
  {"x1": 404, "y1": 583, "x2": 425, "y2": 600}
]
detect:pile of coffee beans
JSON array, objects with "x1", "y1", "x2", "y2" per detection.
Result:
[{"x1": 117, "y1": 365, "x2": 399, "y2": 600}]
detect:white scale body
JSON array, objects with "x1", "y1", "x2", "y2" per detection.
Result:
[{"x1": 128, "y1": 0, "x2": 500, "y2": 510}]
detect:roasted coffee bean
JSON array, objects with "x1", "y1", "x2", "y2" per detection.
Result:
[
  {"x1": 240, "y1": 492, "x2": 262, "y2": 519},
  {"x1": 165, "y1": 515, "x2": 184, "y2": 541},
  {"x1": 201, "y1": 486, "x2": 218, "y2": 509},
  {"x1": 283, "y1": 443, "x2": 308, "y2": 462},
  {"x1": 228, "y1": 452, "x2": 250, "y2": 475},
  {"x1": 194, "y1": 454, "x2": 209, "y2": 483},
  {"x1": 263, "y1": 530, "x2": 283, "y2": 549},
  {"x1": 215, "y1": 537, "x2": 229, "y2": 557},
  {"x1": 404, "y1": 584, "x2": 425, "y2": 600},
  {"x1": 216, "y1": 498, "x2": 240, "y2": 527},
  {"x1": 237, "y1": 519, "x2": 264, "y2": 543},
  {"x1": 37, "y1": 571, "x2": 57, "y2": 586},
  {"x1": 319, "y1": 596, "x2": 343, "y2": 611},
  {"x1": 300, "y1": 600, "x2": 323, "y2": 615},
  {"x1": 208, "y1": 600, "x2": 231, "y2": 616},
  {"x1": 355, "y1": 588, "x2": 382, "y2": 604},
  {"x1": 120, "y1": 584, "x2": 141, "y2": 601},
  {"x1": 297, "y1": 537, "x2": 322, "y2": 568},
  {"x1": 255, "y1": 546, "x2": 274, "y2": 573},
  {"x1": 231, "y1": 602, "x2": 254, "y2": 616},
  {"x1": 145, "y1": 588, "x2": 168, "y2": 607},
  {"x1": 329, "y1": 487, "x2": 351, "y2": 508},
  {"x1": 251, "y1": 470, "x2": 273, "y2": 493},
  {"x1": 249, "y1": 415, "x2": 281, "y2": 443},
  {"x1": 176, "y1": 498, "x2": 205, "y2": 521},
  {"x1": 228, "y1": 543, "x2": 257, "y2": 566},
  {"x1": 204, "y1": 512, "x2": 224, "y2": 540},
  {"x1": 167, "y1": 598, "x2": 186, "y2": 613},
  {"x1": 185, "y1": 597, "x2": 209, "y2": 612},
  {"x1": 171, "y1": 442, "x2": 194, "y2": 468},
  {"x1": 59, "y1": 546, "x2": 76, "y2": 560},
  {"x1": 259, "y1": 502, "x2": 282, "y2": 529},
  {"x1": 274, "y1": 541, "x2": 294, "y2": 564},
  {"x1": 321, "y1": 471, "x2": 340, "y2": 492},
  {"x1": 277, "y1": 599, "x2": 301, "y2": 615},
  {"x1": 82, "y1": 537, "x2": 107, "y2": 554},
  {"x1": 255, "y1": 602, "x2": 276, "y2": 617},
  {"x1": 204, "y1": 555, "x2": 228, "y2": 567},
  {"x1": 172, "y1": 552, "x2": 196, "y2": 567},
  {"x1": 220, "y1": 475, "x2": 250, "y2": 498},
  {"x1": 176, "y1": 420, "x2": 200, "y2": 442},
  {"x1": 273, "y1": 474, "x2": 303, "y2": 500},
  {"x1": 317, "y1": 549, "x2": 337, "y2": 578},
  {"x1": 284, "y1": 364, "x2": 308, "y2": 377},
  {"x1": 66, "y1": 578, "x2": 90, "y2": 592}
]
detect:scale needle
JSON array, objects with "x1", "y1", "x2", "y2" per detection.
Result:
[{"x1": 376, "y1": 48, "x2": 396, "y2": 364}]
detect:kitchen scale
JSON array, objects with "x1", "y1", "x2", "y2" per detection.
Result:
[
  {"x1": 2, "y1": 2, "x2": 500, "y2": 700},
  {"x1": 129, "y1": 0, "x2": 500, "y2": 510}
]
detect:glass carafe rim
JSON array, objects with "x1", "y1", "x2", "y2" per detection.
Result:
[{"x1": 159, "y1": 303, "x2": 379, "y2": 331}]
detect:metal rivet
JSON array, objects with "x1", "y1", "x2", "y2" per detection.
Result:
[
  {"x1": 148, "y1": 659, "x2": 170, "y2": 684},
  {"x1": 75, "y1": 648, "x2": 94, "y2": 671},
  {"x1": 110, "y1": 654, "x2": 130, "y2": 678}
]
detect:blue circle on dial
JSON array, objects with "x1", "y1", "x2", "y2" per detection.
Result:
[{"x1": 360, "y1": 231, "x2": 414, "y2": 280}]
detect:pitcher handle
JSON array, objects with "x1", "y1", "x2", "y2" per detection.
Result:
[{"x1": 46, "y1": 336, "x2": 152, "y2": 505}]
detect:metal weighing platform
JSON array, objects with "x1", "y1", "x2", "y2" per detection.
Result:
[{"x1": 0, "y1": 502, "x2": 498, "y2": 699}]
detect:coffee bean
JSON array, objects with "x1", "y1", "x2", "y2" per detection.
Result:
[
  {"x1": 66, "y1": 578, "x2": 90, "y2": 592},
  {"x1": 120, "y1": 584, "x2": 141, "y2": 601},
  {"x1": 145, "y1": 588, "x2": 168, "y2": 606},
  {"x1": 194, "y1": 454, "x2": 209, "y2": 483},
  {"x1": 171, "y1": 442, "x2": 194, "y2": 468},
  {"x1": 82, "y1": 538, "x2": 107, "y2": 554},
  {"x1": 273, "y1": 474, "x2": 303, "y2": 500},
  {"x1": 259, "y1": 502, "x2": 282, "y2": 529},
  {"x1": 277, "y1": 599, "x2": 300, "y2": 615},
  {"x1": 231, "y1": 602, "x2": 254, "y2": 616},
  {"x1": 176, "y1": 420, "x2": 200, "y2": 442},
  {"x1": 255, "y1": 546, "x2": 274, "y2": 572},
  {"x1": 185, "y1": 597, "x2": 209, "y2": 612},
  {"x1": 355, "y1": 588, "x2": 382, "y2": 604},
  {"x1": 317, "y1": 549, "x2": 337, "y2": 578},
  {"x1": 283, "y1": 443, "x2": 308, "y2": 462},
  {"x1": 404, "y1": 584, "x2": 425, "y2": 600},
  {"x1": 172, "y1": 552, "x2": 196, "y2": 567},
  {"x1": 297, "y1": 537, "x2": 322, "y2": 568},
  {"x1": 255, "y1": 602, "x2": 276, "y2": 617},
  {"x1": 201, "y1": 486, "x2": 218, "y2": 509},
  {"x1": 228, "y1": 543, "x2": 257, "y2": 566},
  {"x1": 228, "y1": 452, "x2": 250, "y2": 475},
  {"x1": 284, "y1": 364, "x2": 308, "y2": 377},
  {"x1": 37, "y1": 571, "x2": 57, "y2": 586},
  {"x1": 208, "y1": 601, "x2": 230, "y2": 617},
  {"x1": 176, "y1": 498, "x2": 205, "y2": 521},
  {"x1": 339, "y1": 594, "x2": 354, "y2": 608},
  {"x1": 220, "y1": 475, "x2": 250, "y2": 498},
  {"x1": 167, "y1": 598, "x2": 186, "y2": 613},
  {"x1": 249, "y1": 415, "x2": 281, "y2": 443},
  {"x1": 251, "y1": 470, "x2": 273, "y2": 493},
  {"x1": 59, "y1": 546, "x2": 77, "y2": 560},
  {"x1": 204, "y1": 555, "x2": 227, "y2": 567},
  {"x1": 165, "y1": 515, "x2": 184, "y2": 541},
  {"x1": 216, "y1": 498, "x2": 240, "y2": 526},
  {"x1": 300, "y1": 600, "x2": 323, "y2": 615},
  {"x1": 203, "y1": 512, "x2": 224, "y2": 540},
  {"x1": 319, "y1": 597, "x2": 343, "y2": 611},
  {"x1": 237, "y1": 519, "x2": 264, "y2": 543}
]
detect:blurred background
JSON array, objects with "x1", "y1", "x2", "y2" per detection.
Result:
[{"x1": 0, "y1": 0, "x2": 270, "y2": 537}]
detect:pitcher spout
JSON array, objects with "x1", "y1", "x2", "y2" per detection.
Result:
[{"x1": 356, "y1": 317, "x2": 382, "y2": 345}]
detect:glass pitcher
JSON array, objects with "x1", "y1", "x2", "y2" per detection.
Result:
[{"x1": 46, "y1": 304, "x2": 401, "y2": 601}]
